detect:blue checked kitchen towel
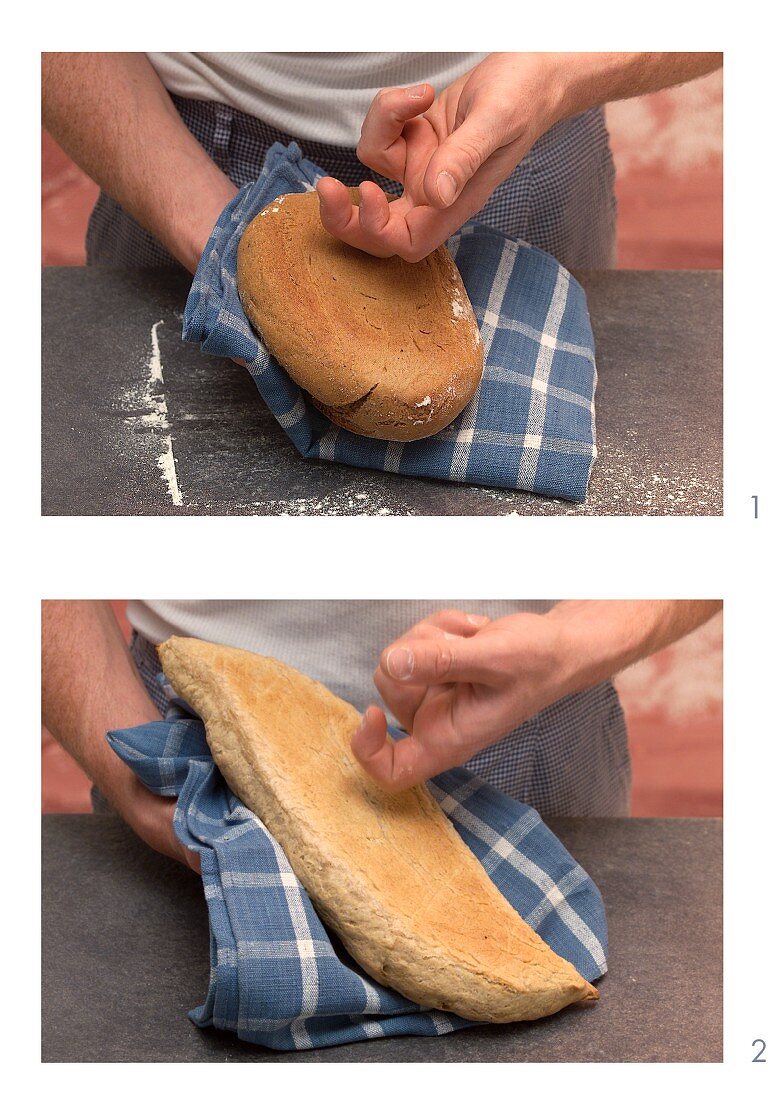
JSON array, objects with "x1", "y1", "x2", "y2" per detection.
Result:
[
  {"x1": 108, "y1": 693, "x2": 608, "y2": 1051},
  {"x1": 183, "y1": 143, "x2": 598, "y2": 502}
]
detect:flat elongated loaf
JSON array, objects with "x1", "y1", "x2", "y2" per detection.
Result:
[
  {"x1": 236, "y1": 190, "x2": 484, "y2": 441},
  {"x1": 158, "y1": 636, "x2": 598, "y2": 1023}
]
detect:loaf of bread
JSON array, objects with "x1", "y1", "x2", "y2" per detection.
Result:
[
  {"x1": 158, "y1": 636, "x2": 598, "y2": 1023},
  {"x1": 236, "y1": 190, "x2": 484, "y2": 441}
]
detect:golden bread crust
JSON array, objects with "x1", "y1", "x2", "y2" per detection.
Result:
[{"x1": 236, "y1": 191, "x2": 484, "y2": 442}]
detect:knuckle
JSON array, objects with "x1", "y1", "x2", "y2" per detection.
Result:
[
  {"x1": 433, "y1": 647, "x2": 456, "y2": 680},
  {"x1": 490, "y1": 649, "x2": 515, "y2": 686},
  {"x1": 458, "y1": 140, "x2": 486, "y2": 177},
  {"x1": 369, "y1": 87, "x2": 397, "y2": 119},
  {"x1": 357, "y1": 145, "x2": 388, "y2": 174},
  {"x1": 494, "y1": 94, "x2": 517, "y2": 128}
]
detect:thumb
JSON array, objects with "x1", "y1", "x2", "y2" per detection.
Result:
[
  {"x1": 381, "y1": 635, "x2": 491, "y2": 686},
  {"x1": 422, "y1": 108, "x2": 504, "y2": 210}
]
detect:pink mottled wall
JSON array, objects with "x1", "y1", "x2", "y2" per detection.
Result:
[
  {"x1": 42, "y1": 132, "x2": 97, "y2": 266},
  {"x1": 615, "y1": 614, "x2": 723, "y2": 816},
  {"x1": 607, "y1": 68, "x2": 722, "y2": 268}
]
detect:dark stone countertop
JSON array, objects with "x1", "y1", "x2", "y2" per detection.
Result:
[
  {"x1": 42, "y1": 268, "x2": 722, "y2": 516},
  {"x1": 42, "y1": 814, "x2": 722, "y2": 1062}
]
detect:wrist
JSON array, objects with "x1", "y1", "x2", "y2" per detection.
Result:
[
  {"x1": 88, "y1": 719, "x2": 160, "y2": 819},
  {"x1": 109, "y1": 770, "x2": 168, "y2": 842},
  {"x1": 544, "y1": 601, "x2": 642, "y2": 696},
  {"x1": 167, "y1": 174, "x2": 238, "y2": 274},
  {"x1": 110, "y1": 777, "x2": 196, "y2": 870},
  {"x1": 95, "y1": 761, "x2": 144, "y2": 820},
  {"x1": 526, "y1": 53, "x2": 575, "y2": 129}
]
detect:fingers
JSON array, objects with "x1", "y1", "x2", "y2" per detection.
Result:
[
  {"x1": 379, "y1": 634, "x2": 496, "y2": 687},
  {"x1": 373, "y1": 612, "x2": 492, "y2": 729},
  {"x1": 317, "y1": 174, "x2": 467, "y2": 262},
  {"x1": 182, "y1": 846, "x2": 202, "y2": 874},
  {"x1": 389, "y1": 198, "x2": 482, "y2": 261},
  {"x1": 421, "y1": 107, "x2": 503, "y2": 210},
  {"x1": 357, "y1": 83, "x2": 435, "y2": 178},
  {"x1": 417, "y1": 609, "x2": 491, "y2": 638},
  {"x1": 165, "y1": 799, "x2": 201, "y2": 873},
  {"x1": 317, "y1": 176, "x2": 400, "y2": 258},
  {"x1": 351, "y1": 705, "x2": 435, "y2": 793},
  {"x1": 373, "y1": 661, "x2": 426, "y2": 733},
  {"x1": 351, "y1": 704, "x2": 390, "y2": 765},
  {"x1": 315, "y1": 176, "x2": 356, "y2": 237},
  {"x1": 357, "y1": 180, "x2": 391, "y2": 237}
]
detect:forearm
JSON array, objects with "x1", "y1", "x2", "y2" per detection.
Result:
[
  {"x1": 41, "y1": 600, "x2": 161, "y2": 815},
  {"x1": 42, "y1": 53, "x2": 237, "y2": 271},
  {"x1": 548, "y1": 599, "x2": 722, "y2": 695},
  {"x1": 547, "y1": 52, "x2": 723, "y2": 120}
]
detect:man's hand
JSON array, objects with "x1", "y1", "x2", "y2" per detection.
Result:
[
  {"x1": 42, "y1": 600, "x2": 200, "y2": 873},
  {"x1": 352, "y1": 601, "x2": 721, "y2": 792},
  {"x1": 318, "y1": 52, "x2": 722, "y2": 262},
  {"x1": 117, "y1": 780, "x2": 201, "y2": 873},
  {"x1": 317, "y1": 55, "x2": 560, "y2": 262},
  {"x1": 352, "y1": 609, "x2": 571, "y2": 788}
]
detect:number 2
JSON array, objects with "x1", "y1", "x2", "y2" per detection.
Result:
[{"x1": 752, "y1": 1038, "x2": 767, "y2": 1062}]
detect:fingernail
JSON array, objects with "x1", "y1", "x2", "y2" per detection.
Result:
[
  {"x1": 352, "y1": 710, "x2": 370, "y2": 754},
  {"x1": 386, "y1": 647, "x2": 415, "y2": 680},
  {"x1": 467, "y1": 613, "x2": 489, "y2": 626},
  {"x1": 436, "y1": 171, "x2": 458, "y2": 206},
  {"x1": 406, "y1": 83, "x2": 428, "y2": 99}
]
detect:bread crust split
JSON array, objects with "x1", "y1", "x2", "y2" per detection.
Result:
[
  {"x1": 236, "y1": 190, "x2": 484, "y2": 442},
  {"x1": 158, "y1": 636, "x2": 598, "y2": 1024}
]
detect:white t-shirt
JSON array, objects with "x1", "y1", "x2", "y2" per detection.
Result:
[
  {"x1": 147, "y1": 53, "x2": 487, "y2": 148},
  {"x1": 128, "y1": 600, "x2": 556, "y2": 711}
]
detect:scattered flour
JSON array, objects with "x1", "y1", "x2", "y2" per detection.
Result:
[
  {"x1": 116, "y1": 320, "x2": 183, "y2": 507},
  {"x1": 148, "y1": 321, "x2": 183, "y2": 506},
  {"x1": 256, "y1": 487, "x2": 412, "y2": 516}
]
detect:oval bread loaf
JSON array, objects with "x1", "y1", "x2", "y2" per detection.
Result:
[
  {"x1": 236, "y1": 190, "x2": 484, "y2": 441},
  {"x1": 158, "y1": 636, "x2": 598, "y2": 1024}
]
